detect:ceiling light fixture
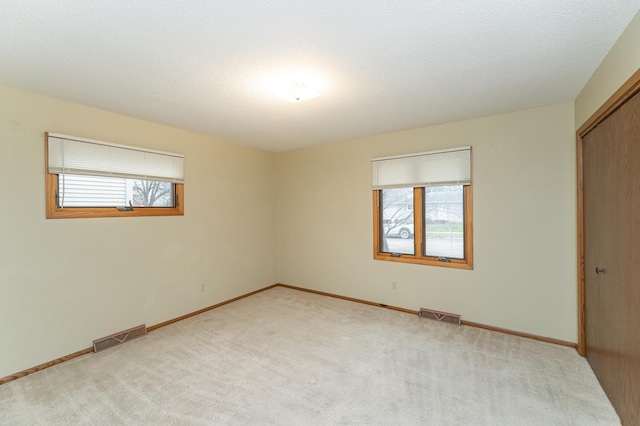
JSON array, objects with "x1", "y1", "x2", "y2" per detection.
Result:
[{"x1": 276, "y1": 81, "x2": 321, "y2": 103}]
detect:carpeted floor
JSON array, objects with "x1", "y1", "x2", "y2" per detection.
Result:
[{"x1": 0, "y1": 286, "x2": 619, "y2": 425}]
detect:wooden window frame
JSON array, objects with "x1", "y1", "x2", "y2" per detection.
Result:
[
  {"x1": 373, "y1": 186, "x2": 473, "y2": 270},
  {"x1": 45, "y1": 139, "x2": 184, "y2": 219}
]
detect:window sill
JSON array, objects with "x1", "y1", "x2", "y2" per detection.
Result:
[
  {"x1": 373, "y1": 252, "x2": 473, "y2": 270},
  {"x1": 46, "y1": 206, "x2": 184, "y2": 219}
]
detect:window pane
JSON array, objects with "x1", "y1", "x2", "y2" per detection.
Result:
[
  {"x1": 424, "y1": 185, "x2": 464, "y2": 259},
  {"x1": 380, "y1": 188, "x2": 414, "y2": 255},
  {"x1": 58, "y1": 174, "x2": 174, "y2": 208},
  {"x1": 131, "y1": 179, "x2": 174, "y2": 207}
]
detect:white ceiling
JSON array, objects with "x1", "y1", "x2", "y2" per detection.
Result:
[{"x1": 1, "y1": 2, "x2": 639, "y2": 152}]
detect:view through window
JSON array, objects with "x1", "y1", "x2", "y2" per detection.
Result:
[
  {"x1": 379, "y1": 186, "x2": 465, "y2": 259},
  {"x1": 57, "y1": 174, "x2": 174, "y2": 208}
]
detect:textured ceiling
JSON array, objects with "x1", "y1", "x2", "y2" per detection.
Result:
[{"x1": 1, "y1": 1, "x2": 639, "y2": 152}]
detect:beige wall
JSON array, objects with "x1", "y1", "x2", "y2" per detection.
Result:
[
  {"x1": 575, "y1": 10, "x2": 640, "y2": 128},
  {"x1": 0, "y1": 85, "x2": 277, "y2": 378},
  {"x1": 276, "y1": 102, "x2": 577, "y2": 342}
]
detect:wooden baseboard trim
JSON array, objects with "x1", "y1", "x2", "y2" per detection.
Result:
[
  {"x1": 460, "y1": 320, "x2": 576, "y2": 349},
  {"x1": 0, "y1": 284, "x2": 279, "y2": 386},
  {"x1": 0, "y1": 347, "x2": 94, "y2": 386},
  {"x1": 146, "y1": 284, "x2": 278, "y2": 332},
  {"x1": 276, "y1": 283, "x2": 419, "y2": 315},
  {"x1": 275, "y1": 283, "x2": 577, "y2": 350}
]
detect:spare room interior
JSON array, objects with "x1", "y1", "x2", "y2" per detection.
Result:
[{"x1": 1, "y1": 2, "x2": 639, "y2": 425}]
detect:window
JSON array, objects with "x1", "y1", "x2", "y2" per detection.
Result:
[
  {"x1": 56, "y1": 175, "x2": 175, "y2": 208},
  {"x1": 372, "y1": 147, "x2": 473, "y2": 269},
  {"x1": 45, "y1": 132, "x2": 184, "y2": 219}
]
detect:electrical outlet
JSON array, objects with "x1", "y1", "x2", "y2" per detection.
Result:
[
  {"x1": 392, "y1": 281, "x2": 397, "y2": 290},
  {"x1": 200, "y1": 282, "x2": 206, "y2": 292}
]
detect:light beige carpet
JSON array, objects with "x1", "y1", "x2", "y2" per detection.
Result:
[{"x1": 0, "y1": 287, "x2": 619, "y2": 425}]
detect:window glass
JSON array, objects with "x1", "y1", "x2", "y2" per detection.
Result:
[
  {"x1": 380, "y1": 188, "x2": 414, "y2": 255},
  {"x1": 424, "y1": 185, "x2": 464, "y2": 259},
  {"x1": 57, "y1": 174, "x2": 174, "y2": 208},
  {"x1": 373, "y1": 186, "x2": 472, "y2": 269}
]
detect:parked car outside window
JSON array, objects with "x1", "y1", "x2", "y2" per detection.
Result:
[{"x1": 384, "y1": 215, "x2": 414, "y2": 239}]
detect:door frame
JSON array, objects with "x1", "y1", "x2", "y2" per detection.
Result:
[{"x1": 576, "y1": 68, "x2": 640, "y2": 356}]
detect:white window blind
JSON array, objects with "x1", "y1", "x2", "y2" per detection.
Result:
[
  {"x1": 58, "y1": 174, "x2": 128, "y2": 207},
  {"x1": 47, "y1": 133, "x2": 184, "y2": 183},
  {"x1": 372, "y1": 147, "x2": 471, "y2": 189}
]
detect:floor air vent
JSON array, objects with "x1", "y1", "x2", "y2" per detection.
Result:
[
  {"x1": 93, "y1": 324, "x2": 147, "y2": 353},
  {"x1": 419, "y1": 308, "x2": 461, "y2": 325}
]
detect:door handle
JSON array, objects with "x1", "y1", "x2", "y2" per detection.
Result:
[{"x1": 595, "y1": 267, "x2": 605, "y2": 274}]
